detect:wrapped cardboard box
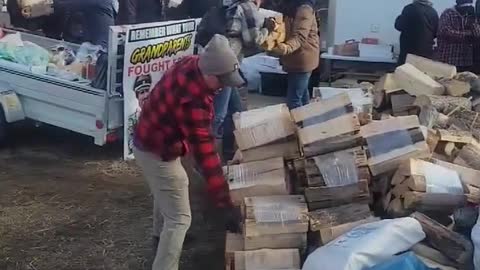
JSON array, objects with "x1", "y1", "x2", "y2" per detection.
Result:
[
  {"x1": 224, "y1": 158, "x2": 288, "y2": 205},
  {"x1": 233, "y1": 104, "x2": 296, "y2": 151},
  {"x1": 242, "y1": 195, "x2": 308, "y2": 250},
  {"x1": 291, "y1": 93, "x2": 362, "y2": 157}
]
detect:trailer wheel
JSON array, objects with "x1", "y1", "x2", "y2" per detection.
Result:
[{"x1": 0, "y1": 106, "x2": 7, "y2": 145}]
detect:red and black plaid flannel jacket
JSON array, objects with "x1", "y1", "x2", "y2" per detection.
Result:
[
  {"x1": 436, "y1": 8, "x2": 480, "y2": 67},
  {"x1": 134, "y1": 56, "x2": 230, "y2": 207}
]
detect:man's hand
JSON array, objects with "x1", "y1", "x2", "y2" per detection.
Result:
[
  {"x1": 264, "y1": 17, "x2": 277, "y2": 33},
  {"x1": 207, "y1": 179, "x2": 233, "y2": 209},
  {"x1": 270, "y1": 43, "x2": 287, "y2": 56}
]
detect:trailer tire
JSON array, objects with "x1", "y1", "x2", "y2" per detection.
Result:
[{"x1": 0, "y1": 106, "x2": 7, "y2": 145}]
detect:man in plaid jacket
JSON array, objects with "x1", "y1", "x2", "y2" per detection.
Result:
[
  {"x1": 436, "y1": 0, "x2": 480, "y2": 70},
  {"x1": 134, "y1": 35, "x2": 246, "y2": 270}
]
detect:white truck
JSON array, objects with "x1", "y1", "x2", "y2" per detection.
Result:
[{"x1": 0, "y1": 26, "x2": 126, "y2": 145}]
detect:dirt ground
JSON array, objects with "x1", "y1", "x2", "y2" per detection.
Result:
[{"x1": 0, "y1": 123, "x2": 225, "y2": 270}]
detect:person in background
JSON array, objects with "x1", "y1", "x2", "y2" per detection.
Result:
[
  {"x1": 7, "y1": 0, "x2": 116, "y2": 48},
  {"x1": 133, "y1": 35, "x2": 244, "y2": 270},
  {"x1": 395, "y1": 0, "x2": 439, "y2": 65},
  {"x1": 271, "y1": 0, "x2": 319, "y2": 110},
  {"x1": 213, "y1": 0, "x2": 273, "y2": 161},
  {"x1": 436, "y1": 0, "x2": 480, "y2": 71},
  {"x1": 116, "y1": 0, "x2": 163, "y2": 24}
]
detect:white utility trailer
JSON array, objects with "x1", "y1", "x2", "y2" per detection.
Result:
[{"x1": 0, "y1": 26, "x2": 127, "y2": 145}]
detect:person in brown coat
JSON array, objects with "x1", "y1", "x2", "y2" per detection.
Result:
[{"x1": 271, "y1": 0, "x2": 320, "y2": 109}]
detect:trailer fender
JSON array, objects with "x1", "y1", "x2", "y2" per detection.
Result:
[{"x1": 0, "y1": 88, "x2": 25, "y2": 123}]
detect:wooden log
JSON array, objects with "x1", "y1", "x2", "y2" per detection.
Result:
[
  {"x1": 371, "y1": 172, "x2": 393, "y2": 196},
  {"x1": 454, "y1": 143, "x2": 480, "y2": 170},
  {"x1": 304, "y1": 147, "x2": 369, "y2": 187},
  {"x1": 233, "y1": 139, "x2": 300, "y2": 163},
  {"x1": 290, "y1": 93, "x2": 352, "y2": 124},
  {"x1": 438, "y1": 78, "x2": 471, "y2": 97},
  {"x1": 387, "y1": 197, "x2": 410, "y2": 217},
  {"x1": 426, "y1": 128, "x2": 440, "y2": 153},
  {"x1": 308, "y1": 203, "x2": 372, "y2": 232},
  {"x1": 231, "y1": 249, "x2": 300, "y2": 270},
  {"x1": 403, "y1": 192, "x2": 466, "y2": 212},
  {"x1": 305, "y1": 180, "x2": 370, "y2": 206},
  {"x1": 302, "y1": 133, "x2": 363, "y2": 157},
  {"x1": 361, "y1": 118, "x2": 431, "y2": 176},
  {"x1": 226, "y1": 232, "x2": 244, "y2": 270},
  {"x1": 391, "y1": 92, "x2": 416, "y2": 113},
  {"x1": 411, "y1": 212, "x2": 473, "y2": 265},
  {"x1": 394, "y1": 63, "x2": 445, "y2": 96},
  {"x1": 414, "y1": 95, "x2": 472, "y2": 114},
  {"x1": 433, "y1": 158, "x2": 480, "y2": 188},
  {"x1": 377, "y1": 73, "x2": 402, "y2": 95},
  {"x1": 297, "y1": 113, "x2": 360, "y2": 146},
  {"x1": 244, "y1": 233, "x2": 307, "y2": 251},
  {"x1": 308, "y1": 197, "x2": 370, "y2": 210},
  {"x1": 437, "y1": 129, "x2": 473, "y2": 144},
  {"x1": 311, "y1": 216, "x2": 380, "y2": 246},
  {"x1": 406, "y1": 54, "x2": 457, "y2": 79},
  {"x1": 437, "y1": 141, "x2": 457, "y2": 157}
]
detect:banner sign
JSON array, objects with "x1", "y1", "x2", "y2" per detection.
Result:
[{"x1": 123, "y1": 19, "x2": 198, "y2": 159}]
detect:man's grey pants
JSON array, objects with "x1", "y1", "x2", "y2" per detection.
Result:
[{"x1": 134, "y1": 147, "x2": 191, "y2": 270}]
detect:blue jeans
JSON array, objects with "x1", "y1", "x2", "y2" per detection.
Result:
[
  {"x1": 287, "y1": 72, "x2": 312, "y2": 110},
  {"x1": 213, "y1": 87, "x2": 243, "y2": 160}
]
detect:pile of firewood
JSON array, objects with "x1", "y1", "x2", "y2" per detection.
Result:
[{"x1": 221, "y1": 53, "x2": 480, "y2": 269}]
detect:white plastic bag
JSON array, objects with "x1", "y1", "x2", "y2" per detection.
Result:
[
  {"x1": 303, "y1": 218, "x2": 426, "y2": 270},
  {"x1": 472, "y1": 209, "x2": 480, "y2": 269}
]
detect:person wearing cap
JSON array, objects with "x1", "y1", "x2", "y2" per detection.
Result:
[
  {"x1": 133, "y1": 34, "x2": 245, "y2": 270},
  {"x1": 436, "y1": 0, "x2": 480, "y2": 70},
  {"x1": 133, "y1": 74, "x2": 152, "y2": 107}
]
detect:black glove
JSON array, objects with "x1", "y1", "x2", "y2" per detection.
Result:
[{"x1": 224, "y1": 206, "x2": 242, "y2": 233}]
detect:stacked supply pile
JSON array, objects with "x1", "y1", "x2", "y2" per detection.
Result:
[
  {"x1": 290, "y1": 93, "x2": 362, "y2": 157},
  {"x1": 308, "y1": 203, "x2": 379, "y2": 247},
  {"x1": 225, "y1": 232, "x2": 301, "y2": 270},
  {"x1": 360, "y1": 115, "x2": 431, "y2": 176},
  {"x1": 385, "y1": 158, "x2": 467, "y2": 217},
  {"x1": 301, "y1": 147, "x2": 371, "y2": 210},
  {"x1": 225, "y1": 195, "x2": 307, "y2": 270},
  {"x1": 233, "y1": 104, "x2": 299, "y2": 163},
  {"x1": 242, "y1": 195, "x2": 308, "y2": 250},
  {"x1": 223, "y1": 157, "x2": 289, "y2": 206}
]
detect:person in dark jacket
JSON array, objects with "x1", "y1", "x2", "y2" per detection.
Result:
[
  {"x1": 116, "y1": 0, "x2": 163, "y2": 24},
  {"x1": 8, "y1": 0, "x2": 116, "y2": 48},
  {"x1": 395, "y1": 0, "x2": 439, "y2": 65}
]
